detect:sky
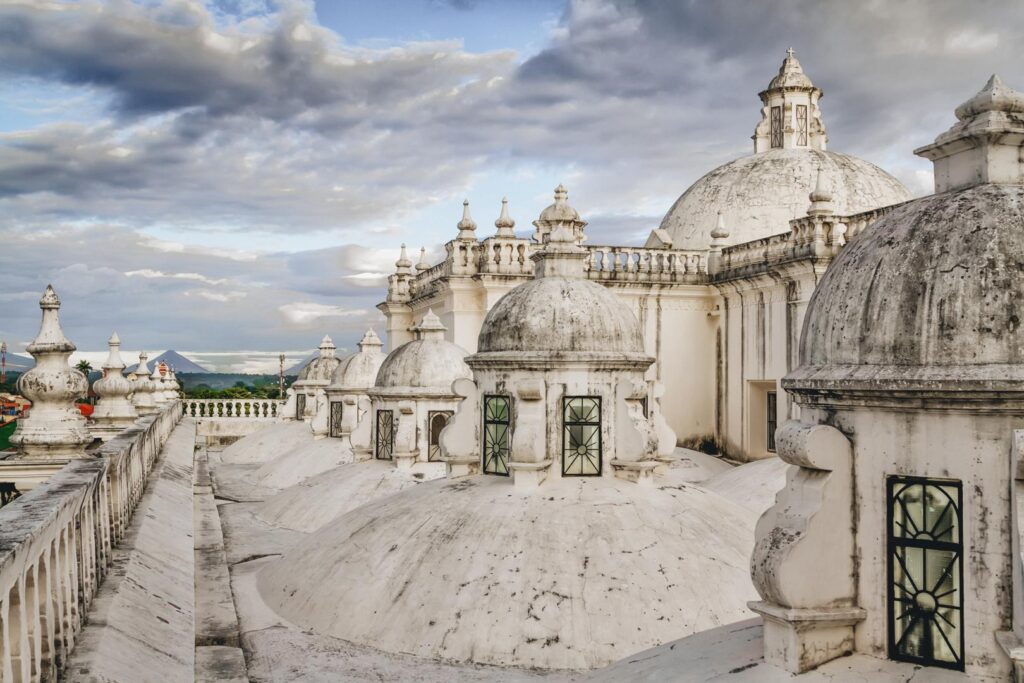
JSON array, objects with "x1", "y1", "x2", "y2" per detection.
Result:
[{"x1": 1, "y1": 0, "x2": 1021, "y2": 371}]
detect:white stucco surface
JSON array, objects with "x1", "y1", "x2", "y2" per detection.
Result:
[
  {"x1": 704, "y1": 457, "x2": 789, "y2": 515},
  {"x1": 584, "y1": 618, "x2": 997, "y2": 682},
  {"x1": 253, "y1": 436, "x2": 355, "y2": 488},
  {"x1": 219, "y1": 420, "x2": 313, "y2": 464},
  {"x1": 256, "y1": 459, "x2": 446, "y2": 532},
  {"x1": 257, "y1": 475, "x2": 759, "y2": 671},
  {"x1": 663, "y1": 447, "x2": 735, "y2": 485}
]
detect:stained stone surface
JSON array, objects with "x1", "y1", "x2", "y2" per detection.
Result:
[
  {"x1": 703, "y1": 457, "x2": 789, "y2": 516},
  {"x1": 256, "y1": 475, "x2": 759, "y2": 671},
  {"x1": 584, "y1": 618, "x2": 998, "y2": 682},
  {"x1": 252, "y1": 436, "x2": 355, "y2": 488},
  {"x1": 256, "y1": 459, "x2": 446, "y2": 532},
  {"x1": 218, "y1": 420, "x2": 314, "y2": 465}
]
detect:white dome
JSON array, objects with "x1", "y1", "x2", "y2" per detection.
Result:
[
  {"x1": 374, "y1": 311, "x2": 471, "y2": 393},
  {"x1": 256, "y1": 475, "x2": 758, "y2": 671},
  {"x1": 659, "y1": 148, "x2": 911, "y2": 251},
  {"x1": 329, "y1": 329, "x2": 384, "y2": 390}
]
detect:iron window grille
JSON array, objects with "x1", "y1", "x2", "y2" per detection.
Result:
[
  {"x1": 482, "y1": 396, "x2": 510, "y2": 476},
  {"x1": 329, "y1": 401, "x2": 344, "y2": 438},
  {"x1": 796, "y1": 104, "x2": 808, "y2": 146},
  {"x1": 375, "y1": 409, "x2": 394, "y2": 460},
  {"x1": 562, "y1": 396, "x2": 601, "y2": 476},
  {"x1": 295, "y1": 393, "x2": 306, "y2": 420},
  {"x1": 770, "y1": 106, "x2": 783, "y2": 148},
  {"x1": 766, "y1": 391, "x2": 777, "y2": 453},
  {"x1": 428, "y1": 411, "x2": 453, "y2": 462},
  {"x1": 887, "y1": 476, "x2": 964, "y2": 671}
]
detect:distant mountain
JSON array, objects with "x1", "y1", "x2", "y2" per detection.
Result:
[
  {"x1": 1, "y1": 352, "x2": 34, "y2": 372},
  {"x1": 126, "y1": 350, "x2": 208, "y2": 374},
  {"x1": 285, "y1": 351, "x2": 318, "y2": 376}
]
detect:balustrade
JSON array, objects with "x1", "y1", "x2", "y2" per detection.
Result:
[
  {"x1": 0, "y1": 403, "x2": 179, "y2": 682},
  {"x1": 586, "y1": 245, "x2": 707, "y2": 282},
  {"x1": 181, "y1": 398, "x2": 282, "y2": 420}
]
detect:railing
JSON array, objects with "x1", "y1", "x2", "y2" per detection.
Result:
[
  {"x1": 586, "y1": 245, "x2": 707, "y2": 283},
  {"x1": 714, "y1": 203, "x2": 906, "y2": 280},
  {"x1": 0, "y1": 402, "x2": 179, "y2": 682},
  {"x1": 477, "y1": 237, "x2": 534, "y2": 276},
  {"x1": 181, "y1": 398, "x2": 282, "y2": 419}
]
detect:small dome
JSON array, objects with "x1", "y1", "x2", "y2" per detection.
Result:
[
  {"x1": 659, "y1": 149, "x2": 911, "y2": 250},
  {"x1": 791, "y1": 183, "x2": 1024, "y2": 386},
  {"x1": 330, "y1": 329, "x2": 385, "y2": 390},
  {"x1": 766, "y1": 48, "x2": 814, "y2": 90},
  {"x1": 298, "y1": 354, "x2": 342, "y2": 382},
  {"x1": 374, "y1": 311, "x2": 471, "y2": 391},
  {"x1": 537, "y1": 184, "x2": 580, "y2": 223},
  {"x1": 478, "y1": 277, "x2": 644, "y2": 355}
]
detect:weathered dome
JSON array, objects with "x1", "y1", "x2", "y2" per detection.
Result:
[
  {"x1": 477, "y1": 276, "x2": 644, "y2": 355},
  {"x1": 329, "y1": 329, "x2": 384, "y2": 390},
  {"x1": 256, "y1": 475, "x2": 759, "y2": 671},
  {"x1": 374, "y1": 311, "x2": 471, "y2": 392},
  {"x1": 659, "y1": 148, "x2": 911, "y2": 250},
  {"x1": 298, "y1": 335, "x2": 342, "y2": 382},
  {"x1": 790, "y1": 183, "x2": 1024, "y2": 388}
]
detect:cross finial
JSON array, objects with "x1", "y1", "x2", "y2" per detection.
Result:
[{"x1": 786, "y1": 47, "x2": 795, "y2": 58}]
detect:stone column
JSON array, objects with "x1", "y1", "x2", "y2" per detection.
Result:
[
  {"x1": 10, "y1": 286, "x2": 92, "y2": 459},
  {"x1": 90, "y1": 332, "x2": 138, "y2": 440}
]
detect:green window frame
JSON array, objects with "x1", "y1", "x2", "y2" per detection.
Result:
[
  {"x1": 482, "y1": 396, "x2": 510, "y2": 476},
  {"x1": 562, "y1": 396, "x2": 601, "y2": 476}
]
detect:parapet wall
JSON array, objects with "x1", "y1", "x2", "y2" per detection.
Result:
[{"x1": 0, "y1": 402, "x2": 180, "y2": 682}]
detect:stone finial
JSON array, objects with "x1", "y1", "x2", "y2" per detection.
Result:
[
  {"x1": 395, "y1": 243, "x2": 413, "y2": 274},
  {"x1": 915, "y1": 74, "x2": 1024, "y2": 192},
  {"x1": 131, "y1": 351, "x2": 157, "y2": 414},
  {"x1": 10, "y1": 285, "x2": 92, "y2": 459},
  {"x1": 709, "y1": 211, "x2": 730, "y2": 250},
  {"x1": 91, "y1": 331, "x2": 137, "y2": 434},
  {"x1": 150, "y1": 361, "x2": 168, "y2": 405},
  {"x1": 319, "y1": 334, "x2": 337, "y2": 359},
  {"x1": 807, "y1": 167, "x2": 835, "y2": 216},
  {"x1": 416, "y1": 247, "x2": 430, "y2": 272},
  {"x1": 357, "y1": 328, "x2": 384, "y2": 351},
  {"x1": 413, "y1": 308, "x2": 447, "y2": 341},
  {"x1": 456, "y1": 199, "x2": 477, "y2": 240},
  {"x1": 532, "y1": 183, "x2": 588, "y2": 244},
  {"x1": 494, "y1": 197, "x2": 516, "y2": 237}
]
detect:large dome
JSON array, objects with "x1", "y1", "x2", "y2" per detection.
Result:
[
  {"x1": 478, "y1": 277, "x2": 644, "y2": 354},
  {"x1": 789, "y1": 183, "x2": 1024, "y2": 389},
  {"x1": 256, "y1": 475, "x2": 759, "y2": 671},
  {"x1": 659, "y1": 148, "x2": 911, "y2": 251}
]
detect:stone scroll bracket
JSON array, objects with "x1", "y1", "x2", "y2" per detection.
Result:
[
  {"x1": 392, "y1": 401, "x2": 418, "y2": 471},
  {"x1": 350, "y1": 396, "x2": 374, "y2": 461},
  {"x1": 610, "y1": 378, "x2": 660, "y2": 485},
  {"x1": 441, "y1": 377, "x2": 480, "y2": 478},
  {"x1": 509, "y1": 379, "x2": 548, "y2": 491},
  {"x1": 748, "y1": 420, "x2": 865, "y2": 674}
]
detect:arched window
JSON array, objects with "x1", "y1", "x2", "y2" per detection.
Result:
[
  {"x1": 375, "y1": 409, "x2": 394, "y2": 460},
  {"x1": 562, "y1": 397, "x2": 601, "y2": 476},
  {"x1": 427, "y1": 411, "x2": 453, "y2": 461},
  {"x1": 888, "y1": 476, "x2": 963, "y2": 670},
  {"x1": 482, "y1": 396, "x2": 510, "y2": 475}
]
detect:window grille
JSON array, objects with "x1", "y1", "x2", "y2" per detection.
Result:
[
  {"x1": 482, "y1": 396, "x2": 510, "y2": 475},
  {"x1": 375, "y1": 409, "x2": 394, "y2": 460},
  {"x1": 329, "y1": 401, "x2": 344, "y2": 438},
  {"x1": 562, "y1": 397, "x2": 601, "y2": 476},
  {"x1": 428, "y1": 411, "x2": 453, "y2": 461},
  {"x1": 771, "y1": 106, "x2": 783, "y2": 148},
  {"x1": 888, "y1": 476, "x2": 964, "y2": 670},
  {"x1": 796, "y1": 104, "x2": 808, "y2": 146},
  {"x1": 296, "y1": 393, "x2": 306, "y2": 420},
  {"x1": 766, "y1": 391, "x2": 777, "y2": 453}
]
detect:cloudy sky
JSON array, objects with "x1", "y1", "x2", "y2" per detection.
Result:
[{"x1": 1, "y1": 0, "x2": 1021, "y2": 371}]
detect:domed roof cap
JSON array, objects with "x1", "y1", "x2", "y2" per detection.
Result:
[
  {"x1": 298, "y1": 334, "x2": 343, "y2": 381},
  {"x1": 477, "y1": 197, "x2": 647, "y2": 358},
  {"x1": 788, "y1": 77, "x2": 1024, "y2": 392},
  {"x1": 532, "y1": 184, "x2": 588, "y2": 244},
  {"x1": 374, "y1": 311, "x2": 471, "y2": 391},
  {"x1": 766, "y1": 48, "x2": 816, "y2": 91},
  {"x1": 330, "y1": 329, "x2": 385, "y2": 390}
]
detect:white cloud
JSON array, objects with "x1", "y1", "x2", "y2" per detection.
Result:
[
  {"x1": 278, "y1": 302, "x2": 369, "y2": 325},
  {"x1": 126, "y1": 269, "x2": 229, "y2": 286}
]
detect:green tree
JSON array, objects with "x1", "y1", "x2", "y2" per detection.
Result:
[{"x1": 75, "y1": 360, "x2": 93, "y2": 376}]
